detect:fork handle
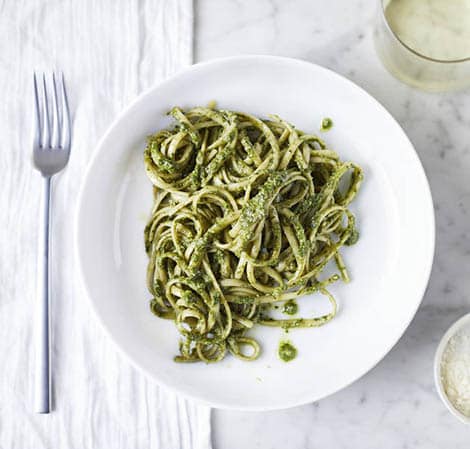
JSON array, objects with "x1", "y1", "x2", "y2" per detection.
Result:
[{"x1": 35, "y1": 176, "x2": 51, "y2": 413}]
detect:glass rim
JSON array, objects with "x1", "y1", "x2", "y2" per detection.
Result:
[{"x1": 380, "y1": 0, "x2": 470, "y2": 64}]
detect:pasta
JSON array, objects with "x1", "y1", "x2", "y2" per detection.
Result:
[{"x1": 143, "y1": 107, "x2": 363, "y2": 363}]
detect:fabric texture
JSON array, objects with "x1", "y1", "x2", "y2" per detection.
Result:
[{"x1": 0, "y1": 1, "x2": 211, "y2": 448}]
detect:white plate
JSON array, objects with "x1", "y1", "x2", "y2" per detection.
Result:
[{"x1": 76, "y1": 56, "x2": 435, "y2": 410}]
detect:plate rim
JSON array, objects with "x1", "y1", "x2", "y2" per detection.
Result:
[{"x1": 75, "y1": 54, "x2": 436, "y2": 411}]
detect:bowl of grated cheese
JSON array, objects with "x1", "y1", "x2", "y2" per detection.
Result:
[{"x1": 434, "y1": 313, "x2": 470, "y2": 425}]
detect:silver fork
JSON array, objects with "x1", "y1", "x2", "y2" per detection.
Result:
[{"x1": 32, "y1": 73, "x2": 71, "y2": 413}]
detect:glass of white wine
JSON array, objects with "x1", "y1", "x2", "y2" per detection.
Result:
[{"x1": 374, "y1": 0, "x2": 470, "y2": 91}]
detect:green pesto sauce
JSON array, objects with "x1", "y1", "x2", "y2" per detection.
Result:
[
  {"x1": 230, "y1": 296, "x2": 256, "y2": 305},
  {"x1": 237, "y1": 171, "x2": 287, "y2": 243},
  {"x1": 204, "y1": 138, "x2": 236, "y2": 180},
  {"x1": 345, "y1": 229, "x2": 359, "y2": 246},
  {"x1": 278, "y1": 340, "x2": 297, "y2": 362},
  {"x1": 282, "y1": 299, "x2": 298, "y2": 315},
  {"x1": 281, "y1": 318, "x2": 305, "y2": 329},
  {"x1": 320, "y1": 117, "x2": 333, "y2": 132},
  {"x1": 149, "y1": 143, "x2": 177, "y2": 173}
]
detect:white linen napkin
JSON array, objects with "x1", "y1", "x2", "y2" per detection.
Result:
[{"x1": 0, "y1": 1, "x2": 212, "y2": 448}]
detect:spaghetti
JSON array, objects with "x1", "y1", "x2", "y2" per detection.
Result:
[{"x1": 144, "y1": 107, "x2": 363, "y2": 363}]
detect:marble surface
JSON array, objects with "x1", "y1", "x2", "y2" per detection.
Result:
[{"x1": 195, "y1": 0, "x2": 470, "y2": 447}]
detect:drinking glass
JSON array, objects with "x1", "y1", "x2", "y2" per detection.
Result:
[{"x1": 374, "y1": 0, "x2": 470, "y2": 91}]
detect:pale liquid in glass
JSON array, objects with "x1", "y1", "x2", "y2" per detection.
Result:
[{"x1": 385, "y1": 0, "x2": 470, "y2": 61}]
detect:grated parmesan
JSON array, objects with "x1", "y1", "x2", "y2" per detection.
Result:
[{"x1": 440, "y1": 325, "x2": 470, "y2": 417}]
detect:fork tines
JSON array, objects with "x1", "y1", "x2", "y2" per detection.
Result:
[{"x1": 33, "y1": 72, "x2": 70, "y2": 151}]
